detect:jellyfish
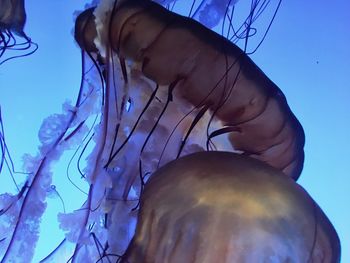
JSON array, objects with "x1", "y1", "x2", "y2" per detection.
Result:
[
  {"x1": 122, "y1": 152, "x2": 340, "y2": 262},
  {"x1": 0, "y1": 0, "x2": 37, "y2": 65},
  {"x1": 61, "y1": 0, "x2": 307, "y2": 260},
  {"x1": 0, "y1": 0, "x2": 340, "y2": 262}
]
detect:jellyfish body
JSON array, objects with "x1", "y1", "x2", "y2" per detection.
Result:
[
  {"x1": 0, "y1": 0, "x2": 26, "y2": 36},
  {"x1": 0, "y1": 0, "x2": 37, "y2": 65},
  {"x1": 123, "y1": 152, "x2": 340, "y2": 263}
]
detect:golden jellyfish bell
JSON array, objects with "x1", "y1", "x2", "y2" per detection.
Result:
[{"x1": 123, "y1": 152, "x2": 340, "y2": 263}]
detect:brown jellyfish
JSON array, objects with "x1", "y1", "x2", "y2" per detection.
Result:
[{"x1": 75, "y1": 0, "x2": 305, "y2": 182}]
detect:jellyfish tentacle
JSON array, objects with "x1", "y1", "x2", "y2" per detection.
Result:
[
  {"x1": 176, "y1": 103, "x2": 210, "y2": 158},
  {"x1": 106, "y1": 84, "x2": 160, "y2": 167}
]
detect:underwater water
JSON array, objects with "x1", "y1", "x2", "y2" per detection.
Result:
[{"x1": 0, "y1": 0, "x2": 349, "y2": 262}]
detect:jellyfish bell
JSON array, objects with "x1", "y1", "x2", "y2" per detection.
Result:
[
  {"x1": 0, "y1": 0, "x2": 37, "y2": 65},
  {"x1": 116, "y1": 0, "x2": 304, "y2": 179},
  {"x1": 0, "y1": 0, "x2": 26, "y2": 37},
  {"x1": 81, "y1": 0, "x2": 305, "y2": 180},
  {"x1": 123, "y1": 151, "x2": 341, "y2": 263}
]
